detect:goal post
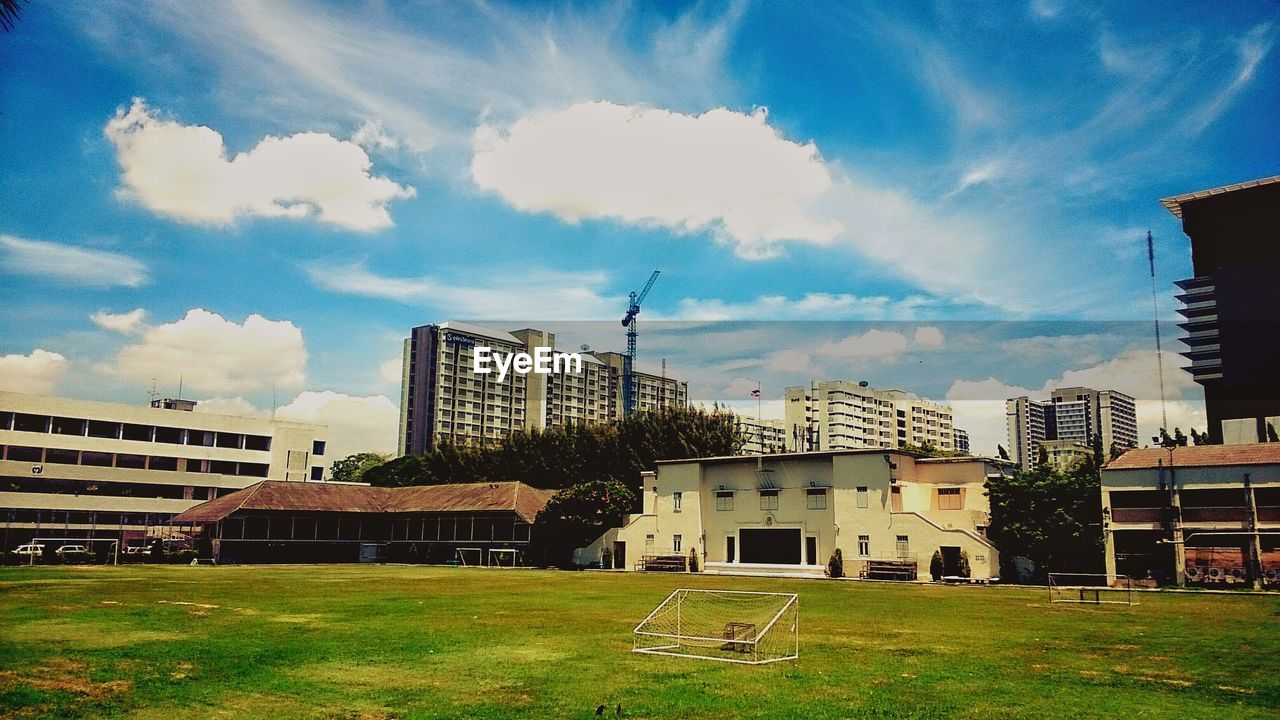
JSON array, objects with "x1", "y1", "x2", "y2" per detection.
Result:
[
  {"x1": 633, "y1": 589, "x2": 799, "y2": 664},
  {"x1": 487, "y1": 548, "x2": 522, "y2": 567},
  {"x1": 1048, "y1": 572, "x2": 1137, "y2": 606},
  {"x1": 456, "y1": 547, "x2": 484, "y2": 567}
]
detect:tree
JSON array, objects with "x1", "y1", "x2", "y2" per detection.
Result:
[
  {"x1": 534, "y1": 479, "x2": 636, "y2": 565},
  {"x1": 1, "y1": 0, "x2": 27, "y2": 32},
  {"x1": 1173, "y1": 427, "x2": 1188, "y2": 447},
  {"x1": 929, "y1": 550, "x2": 944, "y2": 581},
  {"x1": 985, "y1": 452, "x2": 1105, "y2": 581},
  {"x1": 329, "y1": 452, "x2": 392, "y2": 484},
  {"x1": 997, "y1": 445, "x2": 1010, "y2": 461},
  {"x1": 826, "y1": 548, "x2": 844, "y2": 579}
]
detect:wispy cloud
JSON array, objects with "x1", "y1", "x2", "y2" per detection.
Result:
[{"x1": 0, "y1": 235, "x2": 148, "y2": 288}]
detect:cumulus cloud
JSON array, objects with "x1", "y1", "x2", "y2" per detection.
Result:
[
  {"x1": 104, "y1": 99, "x2": 415, "y2": 231},
  {"x1": 193, "y1": 396, "x2": 268, "y2": 418},
  {"x1": 0, "y1": 349, "x2": 68, "y2": 395},
  {"x1": 105, "y1": 308, "x2": 307, "y2": 394},
  {"x1": 274, "y1": 391, "x2": 399, "y2": 461},
  {"x1": 816, "y1": 328, "x2": 910, "y2": 358},
  {"x1": 471, "y1": 102, "x2": 842, "y2": 259},
  {"x1": 0, "y1": 235, "x2": 148, "y2": 288},
  {"x1": 913, "y1": 326, "x2": 944, "y2": 348},
  {"x1": 379, "y1": 357, "x2": 403, "y2": 385},
  {"x1": 350, "y1": 119, "x2": 401, "y2": 152},
  {"x1": 91, "y1": 308, "x2": 148, "y2": 333}
]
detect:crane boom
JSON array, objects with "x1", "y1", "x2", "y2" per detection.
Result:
[
  {"x1": 635, "y1": 270, "x2": 660, "y2": 307},
  {"x1": 621, "y1": 269, "x2": 661, "y2": 418}
]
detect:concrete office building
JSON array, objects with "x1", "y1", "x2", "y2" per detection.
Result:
[
  {"x1": 1161, "y1": 176, "x2": 1280, "y2": 444},
  {"x1": 577, "y1": 450, "x2": 1007, "y2": 581},
  {"x1": 0, "y1": 391, "x2": 327, "y2": 554},
  {"x1": 734, "y1": 415, "x2": 787, "y2": 455},
  {"x1": 399, "y1": 322, "x2": 687, "y2": 456},
  {"x1": 1006, "y1": 387, "x2": 1137, "y2": 471},
  {"x1": 784, "y1": 381, "x2": 957, "y2": 453},
  {"x1": 1103, "y1": 444, "x2": 1280, "y2": 587}
]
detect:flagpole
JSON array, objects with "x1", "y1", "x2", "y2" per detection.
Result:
[{"x1": 756, "y1": 380, "x2": 762, "y2": 422}]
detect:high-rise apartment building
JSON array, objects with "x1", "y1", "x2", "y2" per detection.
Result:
[
  {"x1": 1005, "y1": 387, "x2": 1137, "y2": 471},
  {"x1": 953, "y1": 428, "x2": 970, "y2": 454},
  {"x1": 783, "y1": 381, "x2": 957, "y2": 453},
  {"x1": 1161, "y1": 176, "x2": 1280, "y2": 444},
  {"x1": 733, "y1": 415, "x2": 787, "y2": 455},
  {"x1": 399, "y1": 322, "x2": 688, "y2": 456}
]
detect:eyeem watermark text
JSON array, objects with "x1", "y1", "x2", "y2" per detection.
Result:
[{"x1": 473, "y1": 347, "x2": 582, "y2": 382}]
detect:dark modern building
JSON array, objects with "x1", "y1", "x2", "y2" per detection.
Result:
[
  {"x1": 172, "y1": 480, "x2": 551, "y2": 564},
  {"x1": 1162, "y1": 176, "x2": 1280, "y2": 444}
]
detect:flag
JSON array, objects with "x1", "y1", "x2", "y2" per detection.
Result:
[{"x1": 749, "y1": 389, "x2": 761, "y2": 398}]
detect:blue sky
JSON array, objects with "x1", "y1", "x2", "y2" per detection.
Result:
[{"x1": 1, "y1": 1, "x2": 1276, "y2": 457}]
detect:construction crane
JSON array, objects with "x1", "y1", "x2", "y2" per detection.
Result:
[{"x1": 621, "y1": 269, "x2": 661, "y2": 418}]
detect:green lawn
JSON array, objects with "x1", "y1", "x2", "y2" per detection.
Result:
[{"x1": 1, "y1": 566, "x2": 1277, "y2": 719}]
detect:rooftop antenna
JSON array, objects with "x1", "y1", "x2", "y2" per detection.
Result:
[
  {"x1": 178, "y1": 374, "x2": 184, "y2": 401},
  {"x1": 149, "y1": 378, "x2": 158, "y2": 404},
  {"x1": 1148, "y1": 230, "x2": 1169, "y2": 432}
]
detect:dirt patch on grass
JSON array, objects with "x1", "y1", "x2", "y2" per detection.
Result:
[
  {"x1": 0, "y1": 658, "x2": 131, "y2": 699},
  {"x1": 289, "y1": 662, "x2": 444, "y2": 691}
]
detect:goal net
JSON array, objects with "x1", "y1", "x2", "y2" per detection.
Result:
[
  {"x1": 633, "y1": 589, "x2": 798, "y2": 664},
  {"x1": 456, "y1": 547, "x2": 484, "y2": 567},
  {"x1": 488, "y1": 548, "x2": 522, "y2": 567},
  {"x1": 1048, "y1": 573, "x2": 1138, "y2": 606}
]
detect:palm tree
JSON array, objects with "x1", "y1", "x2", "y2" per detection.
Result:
[{"x1": 1, "y1": 0, "x2": 27, "y2": 32}]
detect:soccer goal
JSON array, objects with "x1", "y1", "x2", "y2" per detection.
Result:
[
  {"x1": 488, "y1": 548, "x2": 522, "y2": 567},
  {"x1": 1048, "y1": 573, "x2": 1138, "y2": 606},
  {"x1": 633, "y1": 589, "x2": 799, "y2": 664},
  {"x1": 456, "y1": 547, "x2": 485, "y2": 567}
]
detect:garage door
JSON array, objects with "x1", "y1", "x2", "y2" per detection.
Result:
[{"x1": 739, "y1": 528, "x2": 802, "y2": 564}]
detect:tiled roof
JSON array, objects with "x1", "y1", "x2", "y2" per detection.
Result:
[
  {"x1": 1105, "y1": 443, "x2": 1280, "y2": 470},
  {"x1": 173, "y1": 481, "x2": 551, "y2": 524}
]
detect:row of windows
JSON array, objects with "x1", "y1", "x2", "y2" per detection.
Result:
[
  {"x1": 703, "y1": 488, "x2": 830, "y2": 512},
  {"x1": 0, "y1": 445, "x2": 275, "y2": 477},
  {"x1": 2, "y1": 474, "x2": 221, "y2": 500},
  {"x1": 0, "y1": 411, "x2": 297, "y2": 453},
  {"x1": 2, "y1": 509, "x2": 176, "y2": 526}
]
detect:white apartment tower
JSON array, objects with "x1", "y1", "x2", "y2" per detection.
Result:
[
  {"x1": 783, "y1": 381, "x2": 957, "y2": 453},
  {"x1": 1005, "y1": 387, "x2": 1138, "y2": 471}
]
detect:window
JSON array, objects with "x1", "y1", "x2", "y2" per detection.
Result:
[
  {"x1": 759, "y1": 489, "x2": 779, "y2": 511},
  {"x1": 806, "y1": 488, "x2": 827, "y2": 510},
  {"x1": 896, "y1": 534, "x2": 910, "y2": 559},
  {"x1": 312, "y1": 440, "x2": 327, "y2": 456},
  {"x1": 858, "y1": 535, "x2": 870, "y2": 556},
  {"x1": 672, "y1": 534, "x2": 682, "y2": 553},
  {"x1": 715, "y1": 491, "x2": 734, "y2": 512},
  {"x1": 890, "y1": 485, "x2": 903, "y2": 512},
  {"x1": 673, "y1": 491, "x2": 682, "y2": 513},
  {"x1": 937, "y1": 487, "x2": 963, "y2": 510},
  {"x1": 856, "y1": 486, "x2": 869, "y2": 508}
]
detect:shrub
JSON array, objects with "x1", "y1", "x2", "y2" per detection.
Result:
[
  {"x1": 688, "y1": 547, "x2": 699, "y2": 573},
  {"x1": 930, "y1": 551, "x2": 944, "y2": 582},
  {"x1": 958, "y1": 550, "x2": 972, "y2": 579},
  {"x1": 826, "y1": 548, "x2": 844, "y2": 579},
  {"x1": 600, "y1": 546, "x2": 613, "y2": 569}
]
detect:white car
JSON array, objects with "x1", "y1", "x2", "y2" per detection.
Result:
[
  {"x1": 13, "y1": 543, "x2": 45, "y2": 557},
  {"x1": 55, "y1": 544, "x2": 88, "y2": 557}
]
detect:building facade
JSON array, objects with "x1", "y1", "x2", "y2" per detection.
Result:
[
  {"x1": 577, "y1": 450, "x2": 1007, "y2": 581},
  {"x1": 1161, "y1": 176, "x2": 1280, "y2": 444},
  {"x1": 399, "y1": 322, "x2": 687, "y2": 456},
  {"x1": 0, "y1": 391, "x2": 327, "y2": 556},
  {"x1": 784, "y1": 381, "x2": 957, "y2": 453},
  {"x1": 1005, "y1": 387, "x2": 1137, "y2": 471},
  {"x1": 1103, "y1": 444, "x2": 1280, "y2": 588},
  {"x1": 733, "y1": 415, "x2": 787, "y2": 455}
]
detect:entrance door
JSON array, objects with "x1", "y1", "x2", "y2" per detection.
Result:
[
  {"x1": 941, "y1": 546, "x2": 961, "y2": 576},
  {"x1": 726, "y1": 536, "x2": 736, "y2": 563},
  {"x1": 739, "y1": 528, "x2": 802, "y2": 564},
  {"x1": 613, "y1": 541, "x2": 626, "y2": 569},
  {"x1": 806, "y1": 536, "x2": 818, "y2": 565}
]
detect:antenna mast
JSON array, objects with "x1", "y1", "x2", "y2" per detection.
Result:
[{"x1": 1148, "y1": 230, "x2": 1169, "y2": 432}]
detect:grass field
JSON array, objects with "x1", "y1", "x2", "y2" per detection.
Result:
[{"x1": 1, "y1": 566, "x2": 1277, "y2": 719}]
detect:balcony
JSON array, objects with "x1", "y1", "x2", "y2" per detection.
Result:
[
  {"x1": 1181, "y1": 506, "x2": 1249, "y2": 524},
  {"x1": 1110, "y1": 507, "x2": 1167, "y2": 524}
]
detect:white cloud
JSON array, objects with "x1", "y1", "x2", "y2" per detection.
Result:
[
  {"x1": 471, "y1": 102, "x2": 842, "y2": 259},
  {"x1": 351, "y1": 119, "x2": 401, "y2": 152},
  {"x1": 913, "y1": 326, "x2": 944, "y2": 348},
  {"x1": 765, "y1": 349, "x2": 823, "y2": 378},
  {"x1": 676, "y1": 293, "x2": 935, "y2": 320},
  {"x1": 275, "y1": 391, "x2": 399, "y2": 461},
  {"x1": 0, "y1": 235, "x2": 147, "y2": 288},
  {"x1": 816, "y1": 328, "x2": 910, "y2": 358},
  {"x1": 944, "y1": 158, "x2": 1005, "y2": 197},
  {"x1": 105, "y1": 308, "x2": 307, "y2": 394},
  {"x1": 193, "y1": 396, "x2": 268, "y2": 419},
  {"x1": 104, "y1": 99, "x2": 415, "y2": 231},
  {"x1": 306, "y1": 261, "x2": 623, "y2": 319},
  {"x1": 0, "y1": 349, "x2": 68, "y2": 395},
  {"x1": 91, "y1": 308, "x2": 147, "y2": 333},
  {"x1": 379, "y1": 357, "x2": 403, "y2": 385}
]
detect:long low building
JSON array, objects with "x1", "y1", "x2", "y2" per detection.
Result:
[
  {"x1": 1103, "y1": 443, "x2": 1280, "y2": 587},
  {"x1": 1, "y1": 391, "x2": 327, "y2": 556},
  {"x1": 576, "y1": 449, "x2": 1008, "y2": 581},
  {"x1": 172, "y1": 480, "x2": 551, "y2": 564}
]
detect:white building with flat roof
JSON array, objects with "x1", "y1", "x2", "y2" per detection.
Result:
[
  {"x1": 0, "y1": 391, "x2": 327, "y2": 554},
  {"x1": 784, "y1": 381, "x2": 957, "y2": 453}
]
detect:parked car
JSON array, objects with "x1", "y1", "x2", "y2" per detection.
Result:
[
  {"x1": 55, "y1": 544, "x2": 89, "y2": 557},
  {"x1": 123, "y1": 545, "x2": 148, "y2": 555},
  {"x1": 13, "y1": 543, "x2": 45, "y2": 557}
]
